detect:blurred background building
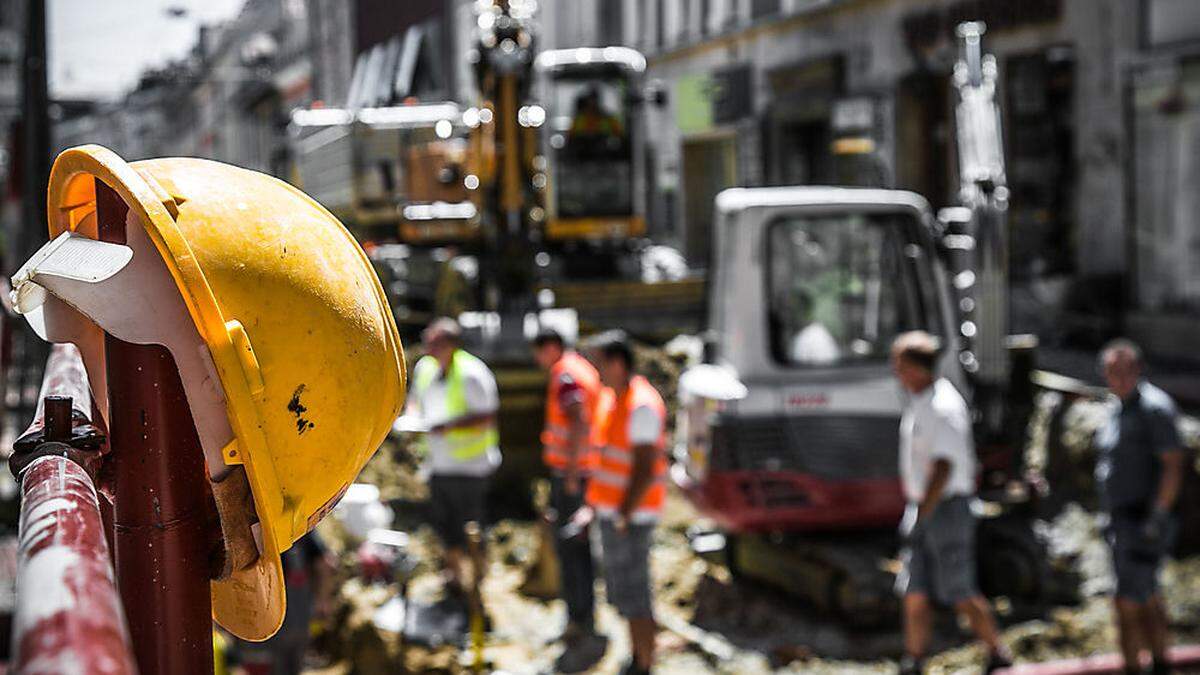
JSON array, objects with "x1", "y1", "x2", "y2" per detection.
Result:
[{"x1": 33, "y1": 0, "x2": 1200, "y2": 363}]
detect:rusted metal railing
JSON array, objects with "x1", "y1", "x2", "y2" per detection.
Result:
[
  {"x1": 9, "y1": 344, "x2": 135, "y2": 674},
  {"x1": 96, "y1": 182, "x2": 214, "y2": 674}
]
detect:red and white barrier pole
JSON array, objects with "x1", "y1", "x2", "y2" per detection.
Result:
[{"x1": 12, "y1": 455, "x2": 136, "y2": 674}]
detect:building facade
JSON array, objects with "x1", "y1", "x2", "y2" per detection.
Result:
[
  {"x1": 574, "y1": 0, "x2": 1199, "y2": 358},
  {"x1": 54, "y1": 0, "x2": 313, "y2": 179},
  {"x1": 308, "y1": 0, "x2": 457, "y2": 108},
  {"x1": 45, "y1": 0, "x2": 1200, "y2": 360}
]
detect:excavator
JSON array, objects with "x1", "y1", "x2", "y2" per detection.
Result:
[
  {"x1": 288, "y1": 0, "x2": 701, "y2": 497},
  {"x1": 673, "y1": 23, "x2": 1048, "y2": 626}
]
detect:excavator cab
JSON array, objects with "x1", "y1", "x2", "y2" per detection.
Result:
[
  {"x1": 675, "y1": 187, "x2": 961, "y2": 534},
  {"x1": 533, "y1": 47, "x2": 649, "y2": 243}
]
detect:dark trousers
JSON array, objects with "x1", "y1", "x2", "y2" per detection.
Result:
[{"x1": 549, "y1": 473, "x2": 596, "y2": 631}]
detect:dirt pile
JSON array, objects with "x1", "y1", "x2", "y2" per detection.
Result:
[{"x1": 305, "y1": 350, "x2": 1200, "y2": 673}]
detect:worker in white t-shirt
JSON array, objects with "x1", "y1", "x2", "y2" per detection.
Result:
[{"x1": 891, "y1": 331, "x2": 1011, "y2": 675}]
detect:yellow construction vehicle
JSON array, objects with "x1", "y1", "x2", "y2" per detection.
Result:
[{"x1": 289, "y1": 0, "x2": 702, "y2": 503}]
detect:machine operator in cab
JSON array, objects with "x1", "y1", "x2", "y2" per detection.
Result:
[
  {"x1": 890, "y1": 331, "x2": 1012, "y2": 675},
  {"x1": 531, "y1": 327, "x2": 606, "y2": 662},
  {"x1": 569, "y1": 89, "x2": 624, "y2": 143}
]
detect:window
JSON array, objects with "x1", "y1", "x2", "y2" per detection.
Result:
[
  {"x1": 676, "y1": 0, "x2": 690, "y2": 44},
  {"x1": 1144, "y1": 0, "x2": 1200, "y2": 48},
  {"x1": 655, "y1": 0, "x2": 666, "y2": 50},
  {"x1": 546, "y1": 75, "x2": 634, "y2": 218},
  {"x1": 598, "y1": 0, "x2": 625, "y2": 45},
  {"x1": 1005, "y1": 49, "x2": 1076, "y2": 279},
  {"x1": 1132, "y1": 58, "x2": 1200, "y2": 312},
  {"x1": 766, "y1": 212, "x2": 938, "y2": 366},
  {"x1": 751, "y1": 0, "x2": 782, "y2": 20}
]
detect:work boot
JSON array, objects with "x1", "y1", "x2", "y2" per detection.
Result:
[
  {"x1": 1150, "y1": 658, "x2": 1173, "y2": 675},
  {"x1": 984, "y1": 648, "x2": 1013, "y2": 674},
  {"x1": 556, "y1": 621, "x2": 585, "y2": 644},
  {"x1": 898, "y1": 654, "x2": 925, "y2": 675},
  {"x1": 617, "y1": 660, "x2": 651, "y2": 675},
  {"x1": 554, "y1": 620, "x2": 599, "y2": 645},
  {"x1": 555, "y1": 632, "x2": 608, "y2": 673}
]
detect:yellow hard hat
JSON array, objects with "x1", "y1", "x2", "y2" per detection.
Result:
[{"x1": 32, "y1": 146, "x2": 406, "y2": 640}]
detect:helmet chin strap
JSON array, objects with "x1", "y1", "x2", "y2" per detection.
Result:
[{"x1": 11, "y1": 211, "x2": 237, "y2": 483}]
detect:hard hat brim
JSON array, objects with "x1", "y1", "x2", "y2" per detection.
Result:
[{"x1": 46, "y1": 145, "x2": 287, "y2": 641}]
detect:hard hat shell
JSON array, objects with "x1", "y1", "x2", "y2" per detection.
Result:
[{"x1": 45, "y1": 146, "x2": 406, "y2": 640}]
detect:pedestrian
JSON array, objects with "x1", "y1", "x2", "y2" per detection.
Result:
[
  {"x1": 1095, "y1": 339, "x2": 1185, "y2": 675},
  {"x1": 406, "y1": 317, "x2": 501, "y2": 597},
  {"x1": 530, "y1": 327, "x2": 605, "y2": 660},
  {"x1": 890, "y1": 331, "x2": 1012, "y2": 675},
  {"x1": 572, "y1": 331, "x2": 666, "y2": 675}
]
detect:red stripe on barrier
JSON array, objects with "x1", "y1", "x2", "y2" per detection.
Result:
[
  {"x1": 12, "y1": 455, "x2": 135, "y2": 674},
  {"x1": 998, "y1": 645, "x2": 1200, "y2": 675}
]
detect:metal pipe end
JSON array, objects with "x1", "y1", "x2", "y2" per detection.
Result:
[{"x1": 43, "y1": 395, "x2": 73, "y2": 443}]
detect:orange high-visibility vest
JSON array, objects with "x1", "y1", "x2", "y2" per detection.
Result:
[
  {"x1": 542, "y1": 351, "x2": 603, "y2": 472},
  {"x1": 590, "y1": 387, "x2": 615, "y2": 452},
  {"x1": 586, "y1": 375, "x2": 668, "y2": 520}
]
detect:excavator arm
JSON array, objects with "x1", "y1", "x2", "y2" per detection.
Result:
[{"x1": 950, "y1": 21, "x2": 1013, "y2": 438}]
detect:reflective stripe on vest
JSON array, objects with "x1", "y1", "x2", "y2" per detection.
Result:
[
  {"x1": 584, "y1": 375, "x2": 667, "y2": 515},
  {"x1": 413, "y1": 351, "x2": 498, "y2": 462},
  {"x1": 542, "y1": 352, "x2": 601, "y2": 471}
]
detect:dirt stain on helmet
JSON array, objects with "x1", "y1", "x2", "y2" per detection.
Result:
[{"x1": 287, "y1": 384, "x2": 316, "y2": 434}]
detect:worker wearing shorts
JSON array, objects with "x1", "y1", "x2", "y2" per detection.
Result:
[
  {"x1": 429, "y1": 474, "x2": 489, "y2": 551},
  {"x1": 891, "y1": 331, "x2": 1011, "y2": 675},
  {"x1": 407, "y1": 318, "x2": 501, "y2": 596},
  {"x1": 898, "y1": 495, "x2": 977, "y2": 607},
  {"x1": 598, "y1": 518, "x2": 655, "y2": 620},
  {"x1": 1105, "y1": 511, "x2": 1177, "y2": 603},
  {"x1": 1096, "y1": 339, "x2": 1186, "y2": 675},
  {"x1": 585, "y1": 332, "x2": 667, "y2": 675}
]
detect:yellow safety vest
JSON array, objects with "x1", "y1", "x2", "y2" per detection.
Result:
[{"x1": 413, "y1": 350, "x2": 498, "y2": 462}]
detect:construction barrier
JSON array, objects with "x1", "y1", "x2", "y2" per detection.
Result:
[
  {"x1": 10, "y1": 336, "x2": 214, "y2": 673},
  {"x1": 13, "y1": 455, "x2": 134, "y2": 674},
  {"x1": 10, "y1": 344, "x2": 135, "y2": 674}
]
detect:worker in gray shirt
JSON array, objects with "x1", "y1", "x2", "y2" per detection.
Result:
[{"x1": 1095, "y1": 339, "x2": 1186, "y2": 675}]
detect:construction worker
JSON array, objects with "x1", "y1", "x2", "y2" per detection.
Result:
[
  {"x1": 572, "y1": 332, "x2": 666, "y2": 675},
  {"x1": 890, "y1": 331, "x2": 1012, "y2": 675},
  {"x1": 1095, "y1": 339, "x2": 1185, "y2": 675},
  {"x1": 240, "y1": 531, "x2": 336, "y2": 675},
  {"x1": 530, "y1": 327, "x2": 604, "y2": 658},
  {"x1": 212, "y1": 628, "x2": 241, "y2": 675},
  {"x1": 407, "y1": 317, "x2": 501, "y2": 596}
]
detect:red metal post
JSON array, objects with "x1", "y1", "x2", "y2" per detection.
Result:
[
  {"x1": 13, "y1": 455, "x2": 136, "y2": 675},
  {"x1": 97, "y1": 183, "x2": 215, "y2": 674}
]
